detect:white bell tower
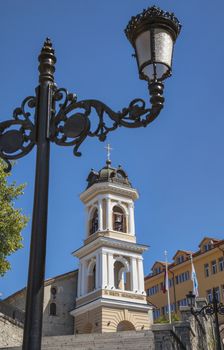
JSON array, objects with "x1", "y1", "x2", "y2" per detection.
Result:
[{"x1": 71, "y1": 157, "x2": 152, "y2": 334}]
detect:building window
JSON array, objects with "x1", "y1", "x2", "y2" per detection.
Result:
[
  {"x1": 211, "y1": 260, "x2": 217, "y2": 274},
  {"x1": 171, "y1": 303, "x2": 176, "y2": 312},
  {"x1": 177, "y1": 255, "x2": 184, "y2": 264},
  {"x1": 214, "y1": 287, "x2": 220, "y2": 302},
  {"x1": 204, "y1": 263, "x2": 209, "y2": 277},
  {"x1": 154, "y1": 267, "x2": 161, "y2": 275},
  {"x1": 204, "y1": 243, "x2": 212, "y2": 252},
  {"x1": 177, "y1": 299, "x2": 187, "y2": 308},
  {"x1": 148, "y1": 284, "x2": 159, "y2": 296},
  {"x1": 92, "y1": 265, "x2": 96, "y2": 290},
  {"x1": 221, "y1": 285, "x2": 224, "y2": 301},
  {"x1": 169, "y1": 278, "x2": 174, "y2": 288},
  {"x1": 219, "y1": 257, "x2": 224, "y2": 272},
  {"x1": 175, "y1": 271, "x2": 190, "y2": 285},
  {"x1": 49, "y1": 302, "x2": 56, "y2": 316},
  {"x1": 153, "y1": 309, "x2": 161, "y2": 320},
  {"x1": 185, "y1": 271, "x2": 190, "y2": 280},
  {"x1": 51, "y1": 286, "x2": 57, "y2": 299},
  {"x1": 87, "y1": 261, "x2": 96, "y2": 293},
  {"x1": 207, "y1": 289, "x2": 212, "y2": 303},
  {"x1": 114, "y1": 259, "x2": 129, "y2": 291},
  {"x1": 113, "y1": 206, "x2": 126, "y2": 232},
  {"x1": 90, "y1": 209, "x2": 98, "y2": 235}
]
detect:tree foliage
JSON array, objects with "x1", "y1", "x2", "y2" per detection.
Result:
[{"x1": 0, "y1": 160, "x2": 28, "y2": 276}]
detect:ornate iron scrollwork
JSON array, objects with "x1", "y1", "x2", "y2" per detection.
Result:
[
  {"x1": 50, "y1": 82, "x2": 164, "y2": 156},
  {"x1": 0, "y1": 96, "x2": 36, "y2": 171},
  {"x1": 194, "y1": 302, "x2": 224, "y2": 317},
  {"x1": 218, "y1": 303, "x2": 224, "y2": 315}
]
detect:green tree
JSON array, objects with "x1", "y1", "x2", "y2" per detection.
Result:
[{"x1": 0, "y1": 160, "x2": 28, "y2": 276}]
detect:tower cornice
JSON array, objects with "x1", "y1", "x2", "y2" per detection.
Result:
[
  {"x1": 80, "y1": 182, "x2": 139, "y2": 204},
  {"x1": 72, "y1": 236, "x2": 148, "y2": 259}
]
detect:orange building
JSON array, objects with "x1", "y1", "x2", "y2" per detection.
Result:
[{"x1": 145, "y1": 237, "x2": 224, "y2": 322}]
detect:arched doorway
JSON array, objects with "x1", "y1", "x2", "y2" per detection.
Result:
[{"x1": 117, "y1": 320, "x2": 135, "y2": 332}]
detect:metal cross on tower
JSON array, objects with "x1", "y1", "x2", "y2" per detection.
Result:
[{"x1": 105, "y1": 143, "x2": 113, "y2": 162}]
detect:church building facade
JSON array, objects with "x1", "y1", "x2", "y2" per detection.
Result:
[
  {"x1": 2, "y1": 159, "x2": 152, "y2": 339},
  {"x1": 0, "y1": 160, "x2": 216, "y2": 350}
]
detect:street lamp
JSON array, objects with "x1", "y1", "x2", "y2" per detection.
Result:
[
  {"x1": 0, "y1": 6, "x2": 181, "y2": 350},
  {"x1": 186, "y1": 290, "x2": 196, "y2": 309},
  {"x1": 186, "y1": 289, "x2": 224, "y2": 350}
]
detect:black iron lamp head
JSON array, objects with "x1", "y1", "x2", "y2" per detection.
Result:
[
  {"x1": 186, "y1": 291, "x2": 196, "y2": 309},
  {"x1": 125, "y1": 6, "x2": 181, "y2": 83}
]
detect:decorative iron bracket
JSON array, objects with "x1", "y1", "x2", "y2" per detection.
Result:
[
  {"x1": 0, "y1": 80, "x2": 164, "y2": 171},
  {"x1": 192, "y1": 303, "x2": 224, "y2": 317},
  {"x1": 50, "y1": 81, "x2": 164, "y2": 156},
  {"x1": 0, "y1": 96, "x2": 36, "y2": 171}
]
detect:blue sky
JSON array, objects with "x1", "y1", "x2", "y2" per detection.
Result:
[{"x1": 1, "y1": 0, "x2": 224, "y2": 298}]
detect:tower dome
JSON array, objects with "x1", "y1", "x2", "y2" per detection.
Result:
[{"x1": 86, "y1": 160, "x2": 132, "y2": 189}]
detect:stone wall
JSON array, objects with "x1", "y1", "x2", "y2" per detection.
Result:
[
  {"x1": 0, "y1": 313, "x2": 23, "y2": 348},
  {"x1": 42, "y1": 271, "x2": 78, "y2": 336},
  {"x1": 180, "y1": 306, "x2": 216, "y2": 350},
  {"x1": 0, "y1": 321, "x2": 214, "y2": 350},
  {"x1": 4, "y1": 270, "x2": 78, "y2": 337},
  {"x1": 0, "y1": 314, "x2": 215, "y2": 350}
]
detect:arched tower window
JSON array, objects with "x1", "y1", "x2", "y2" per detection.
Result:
[
  {"x1": 114, "y1": 258, "x2": 130, "y2": 291},
  {"x1": 49, "y1": 302, "x2": 56, "y2": 316},
  {"x1": 90, "y1": 209, "x2": 98, "y2": 235},
  {"x1": 51, "y1": 286, "x2": 57, "y2": 299},
  {"x1": 87, "y1": 260, "x2": 96, "y2": 293},
  {"x1": 113, "y1": 206, "x2": 126, "y2": 232}
]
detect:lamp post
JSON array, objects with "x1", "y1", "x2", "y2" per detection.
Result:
[
  {"x1": 186, "y1": 289, "x2": 224, "y2": 350},
  {"x1": 0, "y1": 6, "x2": 181, "y2": 350}
]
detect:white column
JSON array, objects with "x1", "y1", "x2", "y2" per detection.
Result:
[
  {"x1": 130, "y1": 257, "x2": 138, "y2": 291},
  {"x1": 128, "y1": 203, "x2": 135, "y2": 235},
  {"x1": 96, "y1": 253, "x2": 100, "y2": 289},
  {"x1": 137, "y1": 257, "x2": 145, "y2": 293},
  {"x1": 81, "y1": 260, "x2": 87, "y2": 296},
  {"x1": 85, "y1": 207, "x2": 89, "y2": 238},
  {"x1": 107, "y1": 253, "x2": 114, "y2": 288},
  {"x1": 98, "y1": 199, "x2": 103, "y2": 231},
  {"x1": 101, "y1": 252, "x2": 108, "y2": 289},
  {"x1": 106, "y1": 197, "x2": 112, "y2": 230},
  {"x1": 77, "y1": 262, "x2": 82, "y2": 297}
]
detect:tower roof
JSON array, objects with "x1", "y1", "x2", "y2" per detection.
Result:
[{"x1": 86, "y1": 160, "x2": 132, "y2": 189}]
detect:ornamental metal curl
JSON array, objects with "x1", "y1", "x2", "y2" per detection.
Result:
[
  {"x1": 193, "y1": 302, "x2": 224, "y2": 317},
  {"x1": 50, "y1": 82, "x2": 164, "y2": 157},
  {"x1": 0, "y1": 96, "x2": 36, "y2": 172}
]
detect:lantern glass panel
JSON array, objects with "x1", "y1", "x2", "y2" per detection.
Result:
[
  {"x1": 135, "y1": 27, "x2": 174, "y2": 81},
  {"x1": 154, "y1": 28, "x2": 173, "y2": 76},
  {"x1": 135, "y1": 30, "x2": 151, "y2": 67}
]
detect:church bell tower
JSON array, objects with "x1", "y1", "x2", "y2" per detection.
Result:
[{"x1": 71, "y1": 154, "x2": 152, "y2": 333}]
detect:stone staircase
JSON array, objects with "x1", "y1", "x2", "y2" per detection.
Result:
[{"x1": 1, "y1": 330, "x2": 155, "y2": 350}]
